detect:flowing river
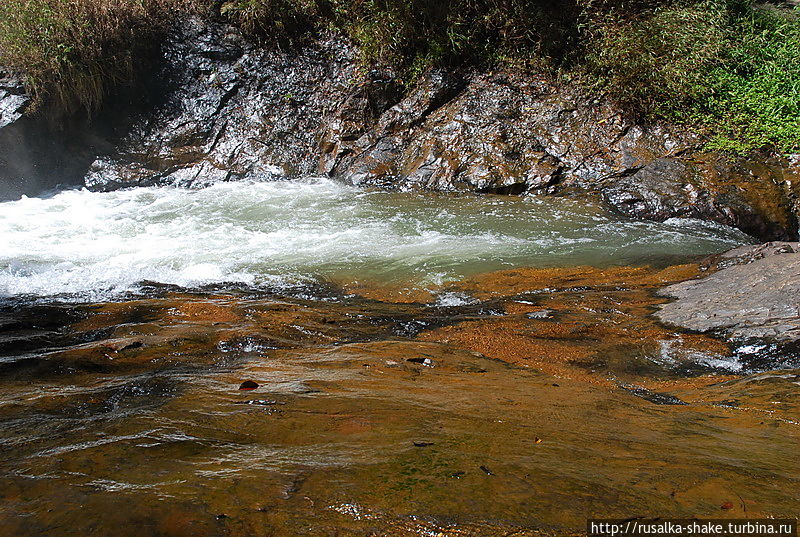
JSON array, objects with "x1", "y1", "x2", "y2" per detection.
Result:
[
  {"x1": 0, "y1": 177, "x2": 749, "y2": 299},
  {"x1": 1, "y1": 178, "x2": 798, "y2": 536}
]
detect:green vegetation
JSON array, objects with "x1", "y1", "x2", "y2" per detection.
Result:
[
  {"x1": 584, "y1": 0, "x2": 800, "y2": 154},
  {"x1": 218, "y1": 0, "x2": 322, "y2": 36},
  {"x1": 704, "y1": 6, "x2": 800, "y2": 153},
  {"x1": 0, "y1": 0, "x2": 798, "y2": 153},
  {"x1": 0, "y1": 0, "x2": 196, "y2": 115}
]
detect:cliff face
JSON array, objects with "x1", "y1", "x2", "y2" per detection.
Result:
[{"x1": 1, "y1": 17, "x2": 798, "y2": 240}]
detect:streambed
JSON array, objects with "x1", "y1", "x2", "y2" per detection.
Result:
[{"x1": 0, "y1": 179, "x2": 797, "y2": 536}]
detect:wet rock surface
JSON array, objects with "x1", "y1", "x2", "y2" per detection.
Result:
[
  {"x1": 2, "y1": 18, "x2": 796, "y2": 239},
  {"x1": 657, "y1": 242, "x2": 800, "y2": 343},
  {"x1": 325, "y1": 70, "x2": 798, "y2": 240},
  {"x1": 84, "y1": 18, "x2": 364, "y2": 190},
  {"x1": 0, "y1": 71, "x2": 28, "y2": 129},
  {"x1": 1, "y1": 265, "x2": 798, "y2": 536},
  {"x1": 603, "y1": 155, "x2": 800, "y2": 240},
  {"x1": 0, "y1": 70, "x2": 145, "y2": 200}
]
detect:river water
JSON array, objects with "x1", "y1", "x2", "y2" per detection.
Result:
[
  {"x1": 0, "y1": 177, "x2": 749, "y2": 299},
  {"x1": 1, "y1": 178, "x2": 798, "y2": 536}
]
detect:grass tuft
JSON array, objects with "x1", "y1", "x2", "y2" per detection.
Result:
[{"x1": 0, "y1": 0, "x2": 199, "y2": 116}]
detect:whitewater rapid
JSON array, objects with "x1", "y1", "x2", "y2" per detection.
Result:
[{"x1": 0, "y1": 177, "x2": 751, "y2": 300}]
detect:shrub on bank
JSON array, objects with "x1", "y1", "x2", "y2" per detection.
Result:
[
  {"x1": 584, "y1": 0, "x2": 800, "y2": 154},
  {"x1": 704, "y1": 6, "x2": 800, "y2": 154},
  {"x1": 0, "y1": 0, "x2": 798, "y2": 154},
  {"x1": 0, "y1": 0, "x2": 198, "y2": 115}
]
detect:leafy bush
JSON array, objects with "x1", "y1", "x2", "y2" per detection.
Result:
[
  {"x1": 583, "y1": 0, "x2": 800, "y2": 153},
  {"x1": 582, "y1": 1, "x2": 729, "y2": 115},
  {"x1": 703, "y1": 6, "x2": 800, "y2": 153},
  {"x1": 343, "y1": 0, "x2": 580, "y2": 73}
]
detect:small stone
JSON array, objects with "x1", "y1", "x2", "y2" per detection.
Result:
[
  {"x1": 721, "y1": 501, "x2": 734, "y2": 510},
  {"x1": 526, "y1": 309, "x2": 552, "y2": 319},
  {"x1": 413, "y1": 441, "x2": 434, "y2": 447},
  {"x1": 406, "y1": 357, "x2": 435, "y2": 367},
  {"x1": 239, "y1": 380, "x2": 259, "y2": 391}
]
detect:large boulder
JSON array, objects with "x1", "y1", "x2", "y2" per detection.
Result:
[{"x1": 656, "y1": 242, "x2": 800, "y2": 342}]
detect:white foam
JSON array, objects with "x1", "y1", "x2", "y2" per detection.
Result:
[
  {"x1": 0, "y1": 177, "x2": 752, "y2": 300},
  {"x1": 434, "y1": 292, "x2": 478, "y2": 307},
  {"x1": 655, "y1": 339, "x2": 744, "y2": 373}
]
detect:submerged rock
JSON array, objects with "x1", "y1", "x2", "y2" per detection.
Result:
[{"x1": 656, "y1": 242, "x2": 800, "y2": 342}]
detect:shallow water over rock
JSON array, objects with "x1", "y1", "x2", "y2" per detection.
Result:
[
  {"x1": 1, "y1": 181, "x2": 796, "y2": 536},
  {"x1": 0, "y1": 265, "x2": 798, "y2": 536}
]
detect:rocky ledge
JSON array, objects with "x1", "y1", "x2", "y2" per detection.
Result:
[
  {"x1": 1, "y1": 17, "x2": 799, "y2": 240},
  {"x1": 657, "y1": 242, "x2": 800, "y2": 345}
]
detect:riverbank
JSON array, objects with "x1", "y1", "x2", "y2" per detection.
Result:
[
  {"x1": 1, "y1": 2, "x2": 799, "y2": 533},
  {"x1": 2, "y1": 9, "x2": 800, "y2": 241}
]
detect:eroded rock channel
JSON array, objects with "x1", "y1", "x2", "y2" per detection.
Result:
[{"x1": 1, "y1": 230, "x2": 798, "y2": 535}]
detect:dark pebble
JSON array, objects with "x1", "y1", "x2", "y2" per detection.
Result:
[
  {"x1": 413, "y1": 441, "x2": 434, "y2": 447},
  {"x1": 239, "y1": 380, "x2": 259, "y2": 390}
]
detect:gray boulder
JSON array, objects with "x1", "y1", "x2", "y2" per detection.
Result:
[{"x1": 656, "y1": 242, "x2": 800, "y2": 342}]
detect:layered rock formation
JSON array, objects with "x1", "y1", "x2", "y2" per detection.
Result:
[
  {"x1": 0, "y1": 72, "x2": 27, "y2": 129},
  {"x1": 1, "y1": 17, "x2": 798, "y2": 240},
  {"x1": 657, "y1": 242, "x2": 800, "y2": 344}
]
